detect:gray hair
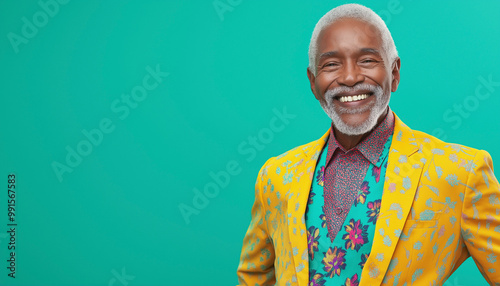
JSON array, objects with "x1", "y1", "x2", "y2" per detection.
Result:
[{"x1": 308, "y1": 3, "x2": 398, "y2": 75}]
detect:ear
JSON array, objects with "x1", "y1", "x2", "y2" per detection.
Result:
[
  {"x1": 307, "y1": 67, "x2": 319, "y2": 100},
  {"x1": 391, "y1": 57, "x2": 401, "y2": 92}
]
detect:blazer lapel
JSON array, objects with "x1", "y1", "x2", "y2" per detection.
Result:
[
  {"x1": 360, "y1": 114, "x2": 425, "y2": 285},
  {"x1": 286, "y1": 128, "x2": 330, "y2": 286}
]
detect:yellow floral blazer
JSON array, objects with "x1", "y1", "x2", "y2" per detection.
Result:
[{"x1": 237, "y1": 113, "x2": 500, "y2": 285}]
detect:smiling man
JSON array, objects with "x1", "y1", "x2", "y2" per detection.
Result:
[{"x1": 237, "y1": 3, "x2": 500, "y2": 286}]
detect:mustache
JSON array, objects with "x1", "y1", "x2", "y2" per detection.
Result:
[{"x1": 325, "y1": 83, "x2": 383, "y2": 99}]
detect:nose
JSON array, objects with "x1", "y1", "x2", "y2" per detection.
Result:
[{"x1": 336, "y1": 60, "x2": 364, "y2": 86}]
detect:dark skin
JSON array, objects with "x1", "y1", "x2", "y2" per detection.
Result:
[{"x1": 307, "y1": 18, "x2": 401, "y2": 150}]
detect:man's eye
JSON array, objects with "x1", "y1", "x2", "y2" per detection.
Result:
[
  {"x1": 360, "y1": 59, "x2": 377, "y2": 63},
  {"x1": 323, "y1": 62, "x2": 339, "y2": 68}
]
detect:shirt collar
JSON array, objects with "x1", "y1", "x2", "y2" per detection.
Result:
[{"x1": 326, "y1": 107, "x2": 395, "y2": 166}]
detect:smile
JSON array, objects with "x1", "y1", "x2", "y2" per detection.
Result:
[{"x1": 337, "y1": 93, "x2": 371, "y2": 103}]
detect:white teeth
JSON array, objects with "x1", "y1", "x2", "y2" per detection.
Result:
[{"x1": 338, "y1": 94, "x2": 369, "y2": 103}]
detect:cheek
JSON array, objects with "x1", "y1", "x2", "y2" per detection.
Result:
[
  {"x1": 368, "y1": 69, "x2": 391, "y2": 89},
  {"x1": 316, "y1": 73, "x2": 338, "y2": 92}
]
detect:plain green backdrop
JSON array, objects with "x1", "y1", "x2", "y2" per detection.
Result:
[{"x1": 0, "y1": 0, "x2": 499, "y2": 285}]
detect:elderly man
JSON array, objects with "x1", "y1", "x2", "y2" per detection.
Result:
[{"x1": 237, "y1": 3, "x2": 500, "y2": 286}]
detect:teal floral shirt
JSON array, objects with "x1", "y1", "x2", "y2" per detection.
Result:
[{"x1": 306, "y1": 134, "x2": 393, "y2": 285}]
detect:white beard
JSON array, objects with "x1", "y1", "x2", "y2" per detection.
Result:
[{"x1": 319, "y1": 83, "x2": 390, "y2": 136}]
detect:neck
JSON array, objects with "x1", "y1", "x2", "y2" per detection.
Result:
[{"x1": 334, "y1": 108, "x2": 389, "y2": 150}]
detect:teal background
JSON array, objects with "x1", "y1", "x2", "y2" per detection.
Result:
[{"x1": 0, "y1": 1, "x2": 499, "y2": 285}]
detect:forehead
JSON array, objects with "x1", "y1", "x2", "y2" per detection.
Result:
[{"x1": 317, "y1": 17, "x2": 383, "y2": 56}]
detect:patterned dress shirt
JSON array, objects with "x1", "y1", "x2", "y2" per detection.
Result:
[{"x1": 323, "y1": 108, "x2": 395, "y2": 241}]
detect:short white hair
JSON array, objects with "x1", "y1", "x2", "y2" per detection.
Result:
[{"x1": 308, "y1": 3, "x2": 398, "y2": 75}]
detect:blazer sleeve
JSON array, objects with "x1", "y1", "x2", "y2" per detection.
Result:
[
  {"x1": 237, "y1": 158, "x2": 276, "y2": 286},
  {"x1": 460, "y1": 149, "x2": 500, "y2": 284}
]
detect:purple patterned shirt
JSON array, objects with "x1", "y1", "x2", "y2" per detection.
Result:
[{"x1": 323, "y1": 109, "x2": 395, "y2": 241}]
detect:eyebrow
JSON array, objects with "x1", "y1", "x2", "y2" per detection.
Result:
[
  {"x1": 318, "y1": 51, "x2": 339, "y2": 62},
  {"x1": 360, "y1": 48, "x2": 382, "y2": 56}
]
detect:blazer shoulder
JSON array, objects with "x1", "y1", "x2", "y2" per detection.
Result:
[
  {"x1": 411, "y1": 129, "x2": 484, "y2": 161},
  {"x1": 393, "y1": 114, "x2": 489, "y2": 162}
]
